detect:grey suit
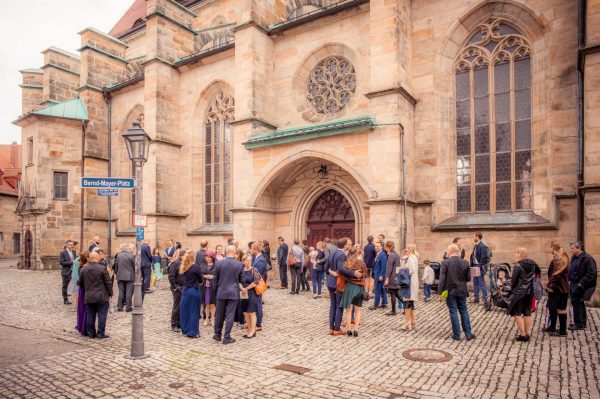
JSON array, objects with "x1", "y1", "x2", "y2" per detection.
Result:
[
  {"x1": 116, "y1": 251, "x2": 135, "y2": 310},
  {"x1": 213, "y1": 257, "x2": 243, "y2": 340}
]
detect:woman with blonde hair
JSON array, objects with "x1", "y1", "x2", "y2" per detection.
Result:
[
  {"x1": 402, "y1": 244, "x2": 419, "y2": 330},
  {"x1": 179, "y1": 250, "x2": 203, "y2": 338},
  {"x1": 239, "y1": 255, "x2": 260, "y2": 338},
  {"x1": 543, "y1": 241, "x2": 570, "y2": 337},
  {"x1": 508, "y1": 247, "x2": 541, "y2": 342}
]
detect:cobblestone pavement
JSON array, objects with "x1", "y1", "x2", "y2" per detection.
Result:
[{"x1": 0, "y1": 263, "x2": 598, "y2": 399}]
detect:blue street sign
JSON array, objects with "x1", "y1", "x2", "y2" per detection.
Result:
[
  {"x1": 98, "y1": 189, "x2": 119, "y2": 196},
  {"x1": 81, "y1": 177, "x2": 135, "y2": 189},
  {"x1": 136, "y1": 227, "x2": 144, "y2": 241}
]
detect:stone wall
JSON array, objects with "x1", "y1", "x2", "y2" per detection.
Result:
[
  {"x1": 41, "y1": 48, "x2": 80, "y2": 103},
  {"x1": 20, "y1": 70, "x2": 44, "y2": 114},
  {"x1": 0, "y1": 195, "x2": 19, "y2": 256}
]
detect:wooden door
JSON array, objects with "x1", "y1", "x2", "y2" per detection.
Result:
[
  {"x1": 24, "y1": 230, "x2": 32, "y2": 269},
  {"x1": 306, "y1": 189, "x2": 355, "y2": 247}
]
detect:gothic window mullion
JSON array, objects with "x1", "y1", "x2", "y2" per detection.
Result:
[
  {"x1": 510, "y1": 56, "x2": 516, "y2": 212},
  {"x1": 469, "y1": 67, "x2": 476, "y2": 213},
  {"x1": 489, "y1": 62, "x2": 497, "y2": 214}
]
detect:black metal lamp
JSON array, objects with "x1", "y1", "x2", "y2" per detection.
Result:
[{"x1": 122, "y1": 121, "x2": 151, "y2": 164}]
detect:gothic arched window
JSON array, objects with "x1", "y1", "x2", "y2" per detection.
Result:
[
  {"x1": 204, "y1": 91, "x2": 234, "y2": 225},
  {"x1": 455, "y1": 18, "x2": 532, "y2": 213}
]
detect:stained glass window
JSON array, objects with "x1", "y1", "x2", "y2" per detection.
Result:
[
  {"x1": 455, "y1": 18, "x2": 532, "y2": 213},
  {"x1": 204, "y1": 91, "x2": 234, "y2": 225}
]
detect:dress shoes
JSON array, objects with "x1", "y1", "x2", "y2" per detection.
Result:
[
  {"x1": 96, "y1": 335, "x2": 110, "y2": 339},
  {"x1": 212, "y1": 334, "x2": 222, "y2": 342},
  {"x1": 64, "y1": 300, "x2": 72, "y2": 305},
  {"x1": 332, "y1": 330, "x2": 347, "y2": 336},
  {"x1": 568, "y1": 325, "x2": 585, "y2": 331},
  {"x1": 385, "y1": 311, "x2": 397, "y2": 316},
  {"x1": 125, "y1": 307, "x2": 133, "y2": 312},
  {"x1": 549, "y1": 331, "x2": 567, "y2": 337},
  {"x1": 222, "y1": 338, "x2": 236, "y2": 345},
  {"x1": 172, "y1": 327, "x2": 181, "y2": 332},
  {"x1": 466, "y1": 334, "x2": 476, "y2": 341}
]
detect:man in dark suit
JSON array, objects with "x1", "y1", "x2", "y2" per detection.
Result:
[
  {"x1": 439, "y1": 244, "x2": 475, "y2": 341},
  {"x1": 252, "y1": 243, "x2": 268, "y2": 331},
  {"x1": 469, "y1": 232, "x2": 490, "y2": 303},
  {"x1": 164, "y1": 238, "x2": 176, "y2": 269},
  {"x1": 59, "y1": 240, "x2": 76, "y2": 304},
  {"x1": 568, "y1": 241, "x2": 597, "y2": 331},
  {"x1": 369, "y1": 241, "x2": 388, "y2": 309},
  {"x1": 116, "y1": 244, "x2": 135, "y2": 312},
  {"x1": 78, "y1": 251, "x2": 113, "y2": 339},
  {"x1": 213, "y1": 246, "x2": 243, "y2": 344},
  {"x1": 276, "y1": 237, "x2": 289, "y2": 289},
  {"x1": 141, "y1": 239, "x2": 153, "y2": 295},
  {"x1": 195, "y1": 239, "x2": 208, "y2": 268},
  {"x1": 363, "y1": 235, "x2": 377, "y2": 298}
]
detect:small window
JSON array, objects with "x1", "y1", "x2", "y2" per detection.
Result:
[
  {"x1": 27, "y1": 138, "x2": 33, "y2": 164},
  {"x1": 53, "y1": 171, "x2": 68, "y2": 200}
]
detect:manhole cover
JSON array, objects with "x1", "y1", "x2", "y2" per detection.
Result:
[
  {"x1": 273, "y1": 364, "x2": 312, "y2": 375},
  {"x1": 129, "y1": 384, "x2": 145, "y2": 390},
  {"x1": 402, "y1": 348, "x2": 452, "y2": 363},
  {"x1": 169, "y1": 382, "x2": 185, "y2": 389}
]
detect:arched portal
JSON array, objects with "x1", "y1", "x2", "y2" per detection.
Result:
[{"x1": 306, "y1": 189, "x2": 355, "y2": 246}]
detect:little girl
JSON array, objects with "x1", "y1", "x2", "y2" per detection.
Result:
[
  {"x1": 421, "y1": 260, "x2": 434, "y2": 302},
  {"x1": 151, "y1": 248, "x2": 163, "y2": 289}
]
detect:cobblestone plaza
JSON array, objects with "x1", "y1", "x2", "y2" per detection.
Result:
[{"x1": 0, "y1": 260, "x2": 598, "y2": 399}]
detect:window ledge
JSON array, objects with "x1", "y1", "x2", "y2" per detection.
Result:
[
  {"x1": 188, "y1": 225, "x2": 233, "y2": 236},
  {"x1": 432, "y1": 212, "x2": 556, "y2": 231}
]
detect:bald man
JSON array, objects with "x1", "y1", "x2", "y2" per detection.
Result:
[
  {"x1": 78, "y1": 250, "x2": 113, "y2": 339},
  {"x1": 89, "y1": 236, "x2": 101, "y2": 253},
  {"x1": 213, "y1": 246, "x2": 243, "y2": 344}
]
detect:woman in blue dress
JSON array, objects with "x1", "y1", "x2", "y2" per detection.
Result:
[
  {"x1": 179, "y1": 251, "x2": 203, "y2": 338},
  {"x1": 240, "y1": 255, "x2": 260, "y2": 339}
]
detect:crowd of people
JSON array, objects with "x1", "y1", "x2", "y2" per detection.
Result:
[{"x1": 58, "y1": 232, "x2": 597, "y2": 344}]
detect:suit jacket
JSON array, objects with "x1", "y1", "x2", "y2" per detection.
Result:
[
  {"x1": 78, "y1": 262, "x2": 113, "y2": 304},
  {"x1": 385, "y1": 251, "x2": 402, "y2": 289},
  {"x1": 195, "y1": 249, "x2": 207, "y2": 268},
  {"x1": 372, "y1": 250, "x2": 388, "y2": 280},
  {"x1": 167, "y1": 259, "x2": 185, "y2": 291},
  {"x1": 59, "y1": 248, "x2": 76, "y2": 276},
  {"x1": 165, "y1": 246, "x2": 175, "y2": 261},
  {"x1": 322, "y1": 243, "x2": 337, "y2": 267},
  {"x1": 214, "y1": 257, "x2": 244, "y2": 300},
  {"x1": 324, "y1": 249, "x2": 355, "y2": 289},
  {"x1": 570, "y1": 252, "x2": 597, "y2": 300},
  {"x1": 439, "y1": 256, "x2": 471, "y2": 297},
  {"x1": 141, "y1": 244, "x2": 153, "y2": 268},
  {"x1": 116, "y1": 251, "x2": 135, "y2": 282},
  {"x1": 253, "y1": 253, "x2": 268, "y2": 281},
  {"x1": 470, "y1": 241, "x2": 490, "y2": 267},
  {"x1": 363, "y1": 242, "x2": 377, "y2": 268},
  {"x1": 277, "y1": 243, "x2": 289, "y2": 267}
]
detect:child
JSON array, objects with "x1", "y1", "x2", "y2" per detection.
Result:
[
  {"x1": 151, "y1": 248, "x2": 163, "y2": 289},
  {"x1": 497, "y1": 270, "x2": 507, "y2": 288},
  {"x1": 422, "y1": 259, "x2": 434, "y2": 302}
]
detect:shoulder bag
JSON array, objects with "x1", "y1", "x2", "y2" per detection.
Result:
[{"x1": 253, "y1": 269, "x2": 268, "y2": 296}]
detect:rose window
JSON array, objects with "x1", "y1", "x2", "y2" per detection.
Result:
[{"x1": 307, "y1": 56, "x2": 356, "y2": 114}]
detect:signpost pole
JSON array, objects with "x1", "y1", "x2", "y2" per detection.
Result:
[{"x1": 131, "y1": 161, "x2": 146, "y2": 359}]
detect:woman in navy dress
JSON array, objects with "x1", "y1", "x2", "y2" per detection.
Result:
[
  {"x1": 200, "y1": 251, "x2": 217, "y2": 326},
  {"x1": 240, "y1": 255, "x2": 260, "y2": 339},
  {"x1": 179, "y1": 250, "x2": 203, "y2": 338}
]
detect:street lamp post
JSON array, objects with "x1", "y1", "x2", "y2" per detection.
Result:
[{"x1": 122, "y1": 121, "x2": 151, "y2": 359}]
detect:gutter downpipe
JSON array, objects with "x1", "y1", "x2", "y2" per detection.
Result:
[
  {"x1": 104, "y1": 91, "x2": 113, "y2": 266},
  {"x1": 576, "y1": 0, "x2": 586, "y2": 242},
  {"x1": 374, "y1": 122, "x2": 407, "y2": 249},
  {"x1": 80, "y1": 121, "x2": 86, "y2": 249}
]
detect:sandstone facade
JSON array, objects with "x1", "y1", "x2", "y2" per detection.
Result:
[{"x1": 14, "y1": 0, "x2": 600, "y2": 302}]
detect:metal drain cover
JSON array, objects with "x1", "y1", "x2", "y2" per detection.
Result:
[
  {"x1": 273, "y1": 364, "x2": 312, "y2": 375},
  {"x1": 402, "y1": 348, "x2": 452, "y2": 363}
]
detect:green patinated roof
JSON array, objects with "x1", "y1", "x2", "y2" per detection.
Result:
[
  {"x1": 32, "y1": 97, "x2": 89, "y2": 121},
  {"x1": 243, "y1": 116, "x2": 375, "y2": 149}
]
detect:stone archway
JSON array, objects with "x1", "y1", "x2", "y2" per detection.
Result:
[{"x1": 306, "y1": 189, "x2": 355, "y2": 247}]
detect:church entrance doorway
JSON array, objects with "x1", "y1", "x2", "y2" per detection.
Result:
[{"x1": 306, "y1": 189, "x2": 355, "y2": 247}]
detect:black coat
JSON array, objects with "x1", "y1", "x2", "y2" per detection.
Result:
[
  {"x1": 439, "y1": 256, "x2": 471, "y2": 297},
  {"x1": 59, "y1": 248, "x2": 76, "y2": 276},
  {"x1": 167, "y1": 259, "x2": 185, "y2": 291},
  {"x1": 385, "y1": 251, "x2": 401, "y2": 289},
  {"x1": 510, "y1": 258, "x2": 541, "y2": 299},
  {"x1": 78, "y1": 262, "x2": 113, "y2": 304},
  {"x1": 141, "y1": 244, "x2": 152, "y2": 268},
  {"x1": 195, "y1": 249, "x2": 207, "y2": 268},
  {"x1": 570, "y1": 252, "x2": 597, "y2": 300}
]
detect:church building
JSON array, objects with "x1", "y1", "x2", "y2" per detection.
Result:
[{"x1": 13, "y1": 0, "x2": 600, "y2": 288}]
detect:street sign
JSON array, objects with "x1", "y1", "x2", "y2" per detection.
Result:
[
  {"x1": 136, "y1": 227, "x2": 144, "y2": 241},
  {"x1": 133, "y1": 213, "x2": 147, "y2": 227},
  {"x1": 98, "y1": 189, "x2": 119, "y2": 196},
  {"x1": 81, "y1": 177, "x2": 135, "y2": 189}
]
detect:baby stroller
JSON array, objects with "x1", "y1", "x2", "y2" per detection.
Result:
[
  {"x1": 429, "y1": 262, "x2": 441, "y2": 293},
  {"x1": 484, "y1": 263, "x2": 512, "y2": 311}
]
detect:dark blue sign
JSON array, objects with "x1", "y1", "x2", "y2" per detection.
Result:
[
  {"x1": 136, "y1": 227, "x2": 144, "y2": 241},
  {"x1": 98, "y1": 189, "x2": 119, "y2": 196},
  {"x1": 81, "y1": 177, "x2": 135, "y2": 189}
]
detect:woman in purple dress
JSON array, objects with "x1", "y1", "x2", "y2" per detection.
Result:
[
  {"x1": 75, "y1": 252, "x2": 89, "y2": 336},
  {"x1": 199, "y1": 251, "x2": 217, "y2": 326}
]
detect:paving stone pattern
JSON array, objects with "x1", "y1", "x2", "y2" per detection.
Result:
[{"x1": 0, "y1": 266, "x2": 598, "y2": 399}]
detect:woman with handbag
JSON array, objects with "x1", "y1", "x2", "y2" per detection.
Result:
[
  {"x1": 384, "y1": 241, "x2": 403, "y2": 316},
  {"x1": 543, "y1": 242, "x2": 570, "y2": 337},
  {"x1": 507, "y1": 247, "x2": 541, "y2": 342},
  {"x1": 312, "y1": 242, "x2": 325, "y2": 298},
  {"x1": 339, "y1": 247, "x2": 368, "y2": 337},
  {"x1": 401, "y1": 244, "x2": 420, "y2": 330},
  {"x1": 239, "y1": 255, "x2": 260, "y2": 338}
]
